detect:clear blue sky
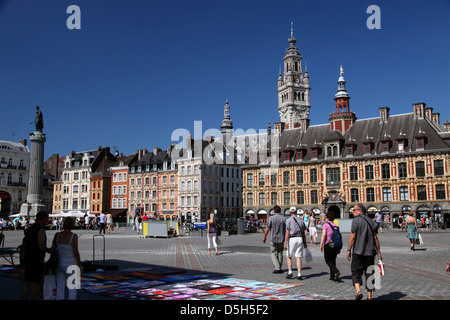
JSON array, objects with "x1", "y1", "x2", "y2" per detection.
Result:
[{"x1": 1, "y1": 0, "x2": 449, "y2": 160}]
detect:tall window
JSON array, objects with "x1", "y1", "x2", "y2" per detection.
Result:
[
  {"x1": 349, "y1": 166, "x2": 358, "y2": 181},
  {"x1": 436, "y1": 184, "x2": 446, "y2": 200},
  {"x1": 398, "y1": 163, "x2": 408, "y2": 178},
  {"x1": 271, "y1": 173, "x2": 277, "y2": 186},
  {"x1": 247, "y1": 174, "x2": 253, "y2": 187},
  {"x1": 297, "y1": 191, "x2": 304, "y2": 204},
  {"x1": 381, "y1": 164, "x2": 390, "y2": 179},
  {"x1": 434, "y1": 160, "x2": 444, "y2": 176},
  {"x1": 382, "y1": 187, "x2": 392, "y2": 202},
  {"x1": 247, "y1": 193, "x2": 254, "y2": 206},
  {"x1": 296, "y1": 170, "x2": 303, "y2": 184},
  {"x1": 365, "y1": 165, "x2": 374, "y2": 180},
  {"x1": 283, "y1": 192, "x2": 290, "y2": 205},
  {"x1": 416, "y1": 161, "x2": 425, "y2": 177},
  {"x1": 366, "y1": 188, "x2": 375, "y2": 202},
  {"x1": 326, "y1": 168, "x2": 340, "y2": 187},
  {"x1": 271, "y1": 192, "x2": 277, "y2": 205},
  {"x1": 399, "y1": 186, "x2": 409, "y2": 201},
  {"x1": 259, "y1": 193, "x2": 265, "y2": 206},
  {"x1": 283, "y1": 171, "x2": 290, "y2": 185},
  {"x1": 350, "y1": 188, "x2": 359, "y2": 203},
  {"x1": 417, "y1": 185, "x2": 427, "y2": 201},
  {"x1": 310, "y1": 169, "x2": 317, "y2": 183},
  {"x1": 310, "y1": 190, "x2": 318, "y2": 204},
  {"x1": 259, "y1": 173, "x2": 265, "y2": 186}
]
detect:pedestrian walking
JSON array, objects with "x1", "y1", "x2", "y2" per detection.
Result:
[
  {"x1": 347, "y1": 203, "x2": 382, "y2": 300},
  {"x1": 106, "y1": 213, "x2": 113, "y2": 234},
  {"x1": 207, "y1": 213, "x2": 219, "y2": 255},
  {"x1": 99, "y1": 212, "x2": 106, "y2": 234},
  {"x1": 446, "y1": 260, "x2": 450, "y2": 275},
  {"x1": 22, "y1": 211, "x2": 52, "y2": 300},
  {"x1": 374, "y1": 210, "x2": 383, "y2": 233},
  {"x1": 284, "y1": 206, "x2": 307, "y2": 280},
  {"x1": 84, "y1": 214, "x2": 90, "y2": 230},
  {"x1": 406, "y1": 211, "x2": 419, "y2": 251},
  {"x1": 263, "y1": 205, "x2": 286, "y2": 274},
  {"x1": 307, "y1": 212, "x2": 317, "y2": 244},
  {"x1": 320, "y1": 210, "x2": 340, "y2": 282},
  {"x1": 52, "y1": 217, "x2": 81, "y2": 300},
  {"x1": 398, "y1": 213, "x2": 404, "y2": 232}
]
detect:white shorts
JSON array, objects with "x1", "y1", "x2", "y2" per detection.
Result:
[
  {"x1": 309, "y1": 227, "x2": 317, "y2": 236},
  {"x1": 287, "y1": 237, "x2": 304, "y2": 258}
]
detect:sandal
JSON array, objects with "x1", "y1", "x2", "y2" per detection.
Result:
[{"x1": 355, "y1": 292, "x2": 363, "y2": 300}]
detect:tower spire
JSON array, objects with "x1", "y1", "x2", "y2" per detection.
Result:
[
  {"x1": 221, "y1": 96, "x2": 233, "y2": 136},
  {"x1": 277, "y1": 23, "x2": 310, "y2": 131}
]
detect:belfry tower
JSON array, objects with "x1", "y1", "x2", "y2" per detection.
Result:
[
  {"x1": 329, "y1": 66, "x2": 356, "y2": 133},
  {"x1": 277, "y1": 23, "x2": 311, "y2": 131}
]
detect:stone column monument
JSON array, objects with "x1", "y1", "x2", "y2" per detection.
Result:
[{"x1": 20, "y1": 106, "x2": 48, "y2": 217}]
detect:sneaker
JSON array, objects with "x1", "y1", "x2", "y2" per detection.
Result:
[
  {"x1": 297, "y1": 275, "x2": 305, "y2": 280},
  {"x1": 286, "y1": 273, "x2": 294, "y2": 279}
]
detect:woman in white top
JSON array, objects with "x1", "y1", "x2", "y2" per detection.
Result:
[
  {"x1": 307, "y1": 212, "x2": 317, "y2": 244},
  {"x1": 52, "y1": 217, "x2": 81, "y2": 300},
  {"x1": 106, "y1": 213, "x2": 113, "y2": 234}
]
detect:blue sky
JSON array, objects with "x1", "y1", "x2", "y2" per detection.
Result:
[{"x1": 1, "y1": 0, "x2": 449, "y2": 160}]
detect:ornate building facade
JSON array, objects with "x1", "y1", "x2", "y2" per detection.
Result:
[
  {"x1": 242, "y1": 31, "x2": 450, "y2": 224},
  {"x1": 0, "y1": 139, "x2": 30, "y2": 217}
]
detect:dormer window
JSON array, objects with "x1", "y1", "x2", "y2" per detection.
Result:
[
  {"x1": 283, "y1": 151, "x2": 291, "y2": 162},
  {"x1": 295, "y1": 149, "x2": 305, "y2": 161},
  {"x1": 346, "y1": 145, "x2": 354, "y2": 156},
  {"x1": 311, "y1": 148, "x2": 319, "y2": 159},
  {"x1": 363, "y1": 143, "x2": 372, "y2": 155},
  {"x1": 416, "y1": 137, "x2": 425, "y2": 150},
  {"x1": 381, "y1": 141, "x2": 390, "y2": 153},
  {"x1": 326, "y1": 143, "x2": 339, "y2": 158}
]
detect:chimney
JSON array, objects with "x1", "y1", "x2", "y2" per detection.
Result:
[
  {"x1": 274, "y1": 121, "x2": 285, "y2": 134},
  {"x1": 425, "y1": 107, "x2": 433, "y2": 119},
  {"x1": 444, "y1": 120, "x2": 450, "y2": 132},
  {"x1": 71, "y1": 150, "x2": 76, "y2": 158},
  {"x1": 379, "y1": 106, "x2": 390, "y2": 122},
  {"x1": 186, "y1": 133, "x2": 192, "y2": 150},
  {"x1": 413, "y1": 102, "x2": 426, "y2": 118},
  {"x1": 432, "y1": 113, "x2": 440, "y2": 125},
  {"x1": 20, "y1": 138, "x2": 27, "y2": 146}
]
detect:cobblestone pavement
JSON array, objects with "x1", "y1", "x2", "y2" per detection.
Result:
[{"x1": 1, "y1": 226, "x2": 449, "y2": 301}]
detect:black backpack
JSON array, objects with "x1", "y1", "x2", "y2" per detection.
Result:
[{"x1": 327, "y1": 222, "x2": 343, "y2": 251}]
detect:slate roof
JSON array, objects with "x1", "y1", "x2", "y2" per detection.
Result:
[{"x1": 275, "y1": 112, "x2": 450, "y2": 162}]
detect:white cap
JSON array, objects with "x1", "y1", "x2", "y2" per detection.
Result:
[{"x1": 290, "y1": 206, "x2": 296, "y2": 213}]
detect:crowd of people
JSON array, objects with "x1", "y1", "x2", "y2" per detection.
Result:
[
  {"x1": 262, "y1": 204, "x2": 382, "y2": 300},
  {"x1": 12, "y1": 206, "x2": 450, "y2": 301},
  {"x1": 0, "y1": 213, "x2": 115, "y2": 235}
]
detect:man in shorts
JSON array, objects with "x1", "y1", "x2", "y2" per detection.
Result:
[{"x1": 284, "y1": 206, "x2": 308, "y2": 280}]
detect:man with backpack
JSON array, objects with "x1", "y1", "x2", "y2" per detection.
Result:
[
  {"x1": 347, "y1": 203, "x2": 382, "y2": 300},
  {"x1": 320, "y1": 210, "x2": 341, "y2": 282}
]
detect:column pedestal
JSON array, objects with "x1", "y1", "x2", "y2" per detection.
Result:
[{"x1": 20, "y1": 131, "x2": 47, "y2": 218}]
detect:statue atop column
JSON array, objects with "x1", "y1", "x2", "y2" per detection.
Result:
[{"x1": 35, "y1": 106, "x2": 44, "y2": 133}]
